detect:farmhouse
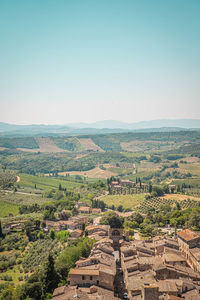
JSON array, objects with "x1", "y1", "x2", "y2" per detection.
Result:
[
  {"x1": 78, "y1": 206, "x2": 91, "y2": 214},
  {"x1": 91, "y1": 208, "x2": 102, "y2": 214},
  {"x1": 120, "y1": 179, "x2": 135, "y2": 187}
]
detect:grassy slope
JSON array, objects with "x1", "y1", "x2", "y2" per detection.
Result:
[
  {"x1": 0, "y1": 200, "x2": 19, "y2": 217},
  {"x1": 101, "y1": 194, "x2": 145, "y2": 209},
  {"x1": 0, "y1": 192, "x2": 48, "y2": 205},
  {"x1": 19, "y1": 174, "x2": 85, "y2": 191}
]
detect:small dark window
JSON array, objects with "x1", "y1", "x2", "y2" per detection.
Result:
[
  {"x1": 90, "y1": 276, "x2": 93, "y2": 280},
  {"x1": 97, "y1": 280, "x2": 99, "y2": 285},
  {"x1": 82, "y1": 276, "x2": 85, "y2": 280}
]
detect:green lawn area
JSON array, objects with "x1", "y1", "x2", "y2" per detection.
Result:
[
  {"x1": 0, "y1": 192, "x2": 48, "y2": 206},
  {"x1": 0, "y1": 200, "x2": 19, "y2": 217},
  {"x1": 101, "y1": 194, "x2": 145, "y2": 209},
  {"x1": 19, "y1": 173, "x2": 86, "y2": 191},
  {"x1": 120, "y1": 152, "x2": 148, "y2": 158},
  {"x1": 108, "y1": 167, "x2": 132, "y2": 175}
]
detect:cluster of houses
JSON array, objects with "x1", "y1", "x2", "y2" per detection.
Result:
[
  {"x1": 110, "y1": 180, "x2": 148, "y2": 193},
  {"x1": 52, "y1": 226, "x2": 124, "y2": 300},
  {"x1": 78, "y1": 206, "x2": 102, "y2": 214},
  {"x1": 44, "y1": 215, "x2": 88, "y2": 239},
  {"x1": 121, "y1": 229, "x2": 200, "y2": 299},
  {"x1": 2, "y1": 203, "x2": 103, "y2": 240},
  {"x1": 76, "y1": 201, "x2": 102, "y2": 214},
  {"x1": 44, "y1": 205, "x2": 103, "y2": 239}
]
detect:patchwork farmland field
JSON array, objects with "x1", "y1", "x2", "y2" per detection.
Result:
[
  {"x1": 17, "y1": 137, "x2": 65, "y2": 153},
  {"x1": 78, "y1": 138, "x2": 104, "y2": 152}
]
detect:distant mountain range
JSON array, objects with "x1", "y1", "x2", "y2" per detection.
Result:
[
  {"x1": 0, "y1": 119, "x2": 200, "y2": 136},
  {"x1": 68, "y1": 119, "x2": 200, "y2": 130}
]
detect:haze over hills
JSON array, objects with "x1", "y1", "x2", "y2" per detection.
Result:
[
  {"x1": 68, "y1": 119, "x2": 200, "y2": 129},
  {"x1": 0, "y1": 119, "x2": 200, "y2": 136}
]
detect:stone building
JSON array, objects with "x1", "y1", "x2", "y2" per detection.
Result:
[
  {"x1": 121, "y1": 236, "x2": 200, "y2": 300},
  {"x1": 68, "y1": 237, "x2": 116, "y2": 291},
  {"x1": 178, "y1": 229, "x2": 200, "y2": 272}
]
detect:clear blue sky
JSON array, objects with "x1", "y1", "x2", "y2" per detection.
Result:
[{"x1": 0, "y1": 0, "x2": 200, "y2": 124}]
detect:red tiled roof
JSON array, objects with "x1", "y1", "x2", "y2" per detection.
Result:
[{"x1": 178, "y1": 229, "x2": 200, "y2": 242}]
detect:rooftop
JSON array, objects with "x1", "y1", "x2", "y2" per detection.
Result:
[
  {"x1": 52, "y1": 286, "x2": 89, "y2": 300},
  {"x1": 79, "y1": 206, "x2": 91, "y2": 211},
  {"x1": 163, "y1": 253, "x2": 186, "y2": 263},
  {"x1": 157, "y1": 280, "x2": 178, "y2": 293},
  {"x1": 69, "y1": 268, "x2": 99, "y2": 276},
  {"x1": 178, "y1": 229, "x2": 200, "y2": 242}
]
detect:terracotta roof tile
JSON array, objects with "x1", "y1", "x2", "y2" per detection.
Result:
[{"x1": 178, "y1": 229, "x2": 200, "y2": 242}]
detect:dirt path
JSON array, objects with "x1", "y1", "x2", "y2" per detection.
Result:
[{"x1": 95, "y1": 191, "x2": 109, "y2": 200}]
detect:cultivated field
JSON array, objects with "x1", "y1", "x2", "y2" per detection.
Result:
[
  {"x1": 101, "y1": 194, "x2": 145, "y2": 209},
  {"x1": 19, "y1": 173, "x2": 85, "y2": 191},
  {"x1": 121, "y1": 140, "x2": 171, "y2": 152},
  {"x1": 137, "y1": 194, "x2": 200, "y2": 214},
  {"x1": 0, "y1": 191, "x2": 48, "y2": 206},
  {"x1": 0, "y1": 200, "x2": 19, "y2": 218},
  {"x1": 17, "y1": 137, "x2": 65, "y2": 153},
  {"x1": 178, "y1": 161, "x2": 200, "y2": 176},
  {"x1": 160, "y1": 194, "x2": 200, "y2": 202},
  {"x1": 57, "y1": 166, "x2": 115, "y2": 178},
  {"x1": 78, "y1": 138, "x2": 104, "y2": 152}
]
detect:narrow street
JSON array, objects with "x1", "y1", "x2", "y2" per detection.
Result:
[{"x1": 113, "y1": 250, "x2": 128, "y2": 300}]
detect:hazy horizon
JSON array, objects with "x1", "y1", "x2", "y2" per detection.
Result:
[
  {"x1": 0, "y1": 0, "x2": 200, "y2": 124},
  {"x1": 1, "y1": 117, "x2": 200, "y2": 127}
]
